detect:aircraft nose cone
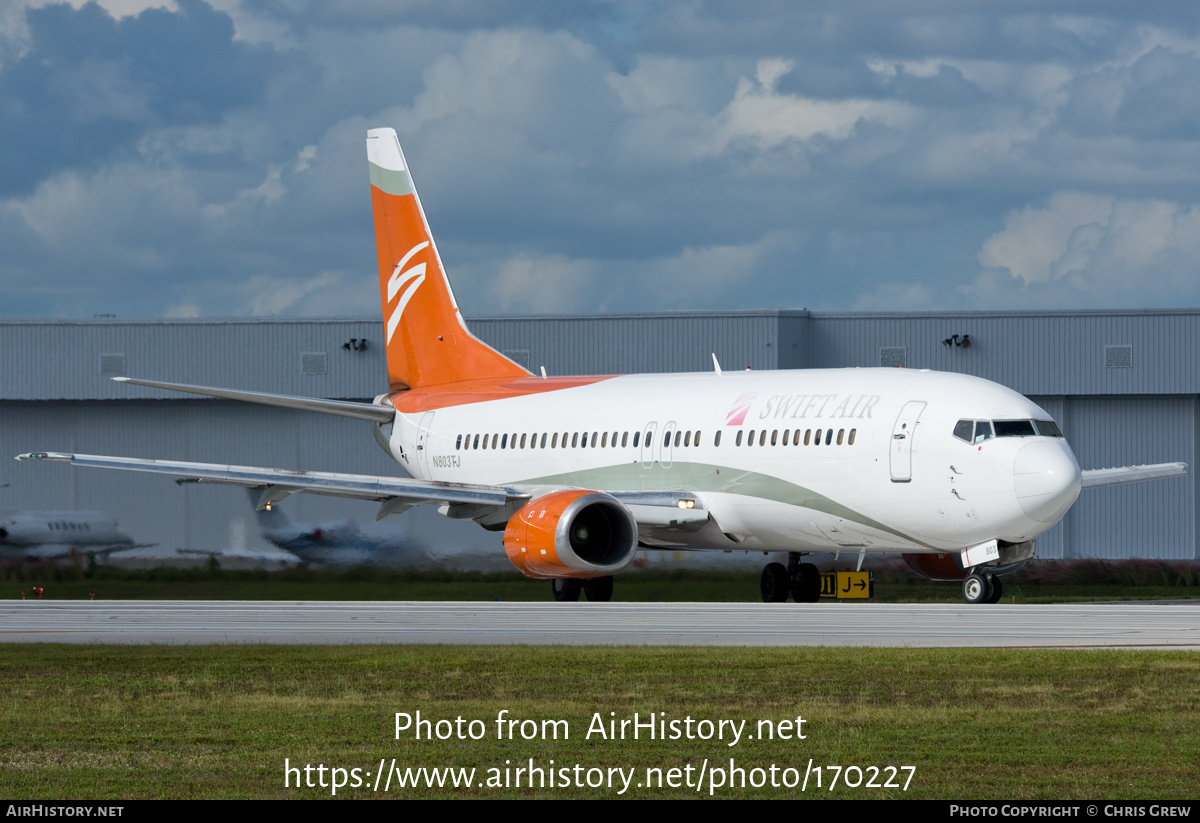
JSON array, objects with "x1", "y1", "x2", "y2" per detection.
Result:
[{"x1": 1013, "y1": 440, "x2": 1082, "y2": 523}]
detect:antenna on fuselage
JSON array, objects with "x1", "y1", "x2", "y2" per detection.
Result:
[{"x1": 711, "y1": 354, "x2": 722, "y2": 376}]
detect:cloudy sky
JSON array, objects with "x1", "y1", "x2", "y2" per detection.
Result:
[{"x1": 3, "y1": 1, "x2": 1200, "y2": 320}]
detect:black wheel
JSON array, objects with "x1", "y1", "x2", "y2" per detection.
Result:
[
  {"x1": 583, "y1": 576, "x2": 614, "y2": 602},
  {"x1": 791, "y1": 562, "x2": 821, "y2": 603},
  {"x1": 760, "y1": 562, "x2": 790, "y2": 602},
  {"x1": 984, "y1": 574, "x2": 1003, "y2": 604},
  {"x1": 962, "y1": 573, "x2": 991, "y2": 604},
  {"x1": 551, "y1": 578, "x2": 582, "y2": 602}
]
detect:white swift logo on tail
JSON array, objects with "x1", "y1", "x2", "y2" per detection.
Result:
[{"x1": 386, "y1": 241, "x2": 429, "y2": 343}]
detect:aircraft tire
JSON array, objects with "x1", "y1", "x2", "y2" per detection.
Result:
[
  {"x1": 962, "y1": 573, "x2": 991, "y2": 604},
  {"x1": 761, "y1": 562, "x2": 790, "y2": 602},
  {"x1": 551, "y1": 578, "x2": 582, "y2": 602},
  {"x1": 984, "y1": 574, "x2": 1003, "y2": 604},
  {"x1": 583, "y1": 576, "x2": 614, "y2": 602},
  {"x1": 791, "y1": 562, "x2": 821, "y2": 603}
]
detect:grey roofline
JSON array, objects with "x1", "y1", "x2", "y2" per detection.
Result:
[{"x1": 13, "y1": 306, "x2": 1200, "y2": 325}]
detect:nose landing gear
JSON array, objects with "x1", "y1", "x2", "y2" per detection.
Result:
[{"x1": 962, "y1": 572, "x2": 1003, "y2": 604}]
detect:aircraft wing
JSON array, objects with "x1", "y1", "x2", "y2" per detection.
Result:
[
  {"x1": 16, "y1": 452, "x2": 713, "y2": 532},
  {"x1": 16, "y1": 452, "x2": 523, "y2": 517},
  {"x1": 1081, "y1": 462, "x2": 1188, "y2": 489}
]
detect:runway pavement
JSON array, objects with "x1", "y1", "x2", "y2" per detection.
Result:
[{"x1": 2, "y1": 601, "x2": 1199, "y2": 647}]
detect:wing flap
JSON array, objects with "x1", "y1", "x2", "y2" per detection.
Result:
[
  {"x1": 1081, "y1": 462, "x2": 1188, "y2": 489},
  {"x1": 16, "y1": 452, "x2": 522, "y2": 508}
]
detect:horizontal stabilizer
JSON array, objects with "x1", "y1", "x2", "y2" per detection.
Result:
[
  {"x1": 15, "y1": 452, "x2": 523, "y2": 509},
  {"x1": 1081, "y1": 462, "x2": 1188, "y2": 489},
  {"x1": 113, "y1": 377, "x2": 395, "y2": 424}
]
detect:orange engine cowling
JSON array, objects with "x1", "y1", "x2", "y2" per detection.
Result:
[
  {"x1": 902, "y1": 552, "x2": 969, "y2": 581},
  {"x1": 503, "y1": 490, "x2": 639, "y2": 579}
]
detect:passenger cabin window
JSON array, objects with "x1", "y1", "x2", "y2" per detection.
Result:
[
  {"x1": 735, "y1": 431, "x2": 743, "y2": 446},
  {"x1": 714, "y1": 431, "x2": 722, "y2": 447},
  {"x1": 848, "y1": 428, "x2": 857, "y2": 445}
]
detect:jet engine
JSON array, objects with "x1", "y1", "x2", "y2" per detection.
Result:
[{"x1": 503, "y1": 490, "x2": 639, "y2": 579}]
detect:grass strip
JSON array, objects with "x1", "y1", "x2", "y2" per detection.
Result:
[{"x1": 0, "y1": 645, "x2": 1197, "y2": 799}]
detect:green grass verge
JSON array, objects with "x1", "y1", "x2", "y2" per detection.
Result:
[
  {"x1": 0, "y1": 645, "x2": 1196, "y2": 799},
  {"x1": 3, "y1": 561, "x2": 1199, "y2": 603}
]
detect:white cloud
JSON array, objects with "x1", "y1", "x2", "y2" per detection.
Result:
[
  {"x1": 201, "y1": 165, "x2": 285, "y2": 223},
  {"x1": 975, "y1": 191, "x2": 1200, "y2": 303},
  {"x1": 487, "y1": 253, "x2": 596, "y2": 313},
  {"x1": 979, "y1": 192, "x2": 1115, "y2": 284},
  {"x1": 238, "y1": 271, "x2": 345, "y2": 316},
  {"x1": 164, "y1": 300, "x2": 199, "y2": 317},
  {"x1": 706, "y1": 59, "x2": 914, "y2": 154}
]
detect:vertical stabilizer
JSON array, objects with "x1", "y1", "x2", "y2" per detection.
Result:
[{"x1": 367, "y1": 128, "x2": 530, "y2": 390}]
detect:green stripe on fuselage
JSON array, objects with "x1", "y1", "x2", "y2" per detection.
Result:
[
  {"x1": 369, "y1": 162, "x2": 413, "y2": 197},
  {"x1": 519, "y1": 461, "x2": 933, "y2": 549}
]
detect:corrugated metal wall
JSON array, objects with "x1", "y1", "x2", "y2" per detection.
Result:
[
  {"x1": 0, "y1": 319, "x2": 383, "y2": 401},
  {"x1": 809, "y1": 311, "x2": 1200, "y2": 395},
  {"x1": 471, "y1": 311, "x2": 803, "y2": 375}
]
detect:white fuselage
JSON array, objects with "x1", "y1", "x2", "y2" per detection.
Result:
[{"x1": 383, "y1": 368, "x2": 1083, "y2": 555}]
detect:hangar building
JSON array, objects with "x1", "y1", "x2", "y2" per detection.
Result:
[{"x1": 1, "y1": 310, "x2": 1195, "y2": 560}]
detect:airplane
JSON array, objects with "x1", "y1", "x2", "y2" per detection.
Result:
[
  {"x1": 244, "y1": 488, "x2": 425, "y2": 565},
  {"x1": 17, "y1": 127, "x2": 1187, "y2": 604},
  {"x1": 0, "y1": 509, "x2": 137, "y2": 560}
]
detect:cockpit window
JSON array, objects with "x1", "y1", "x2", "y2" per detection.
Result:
[
  {"x1": 974, "y1": 421, "x2": 994, "y2": 444},
  {"x1": 953, "y1": 420, "x2": 973, "y2": 443},
  {"x1": 1034, "y1": 419, "x2": 1063, "y2": 437},
  {"x1": 994, "y1": 420, "x2": 1037, "y2": 437}
]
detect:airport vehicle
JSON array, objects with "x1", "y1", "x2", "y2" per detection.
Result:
[
  {"x1": 18, "y1": 128, "x2": 1187, "y2": 603},
  {"x1": 0, "y1": 509, "x2": 137, "y2": 560}
]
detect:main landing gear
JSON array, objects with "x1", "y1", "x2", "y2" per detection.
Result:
[
  {"x1": 761, "y1": 553, "x2": 821, "y2": 603},
  {"x1": 962, "y1": 572, "x2": 1003, "y2": 604},
  {"x1": 550, "y1": 576, "x2": 613, "y2": 602}
]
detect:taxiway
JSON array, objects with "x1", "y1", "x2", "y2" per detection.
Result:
[{"x1": 2, "y1": 601, "x2": 1198, "y2": 647}]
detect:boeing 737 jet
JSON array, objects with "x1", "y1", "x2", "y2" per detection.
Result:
[{"x1": 18, "y1": 128, "x2": 1187, "y2": 603}]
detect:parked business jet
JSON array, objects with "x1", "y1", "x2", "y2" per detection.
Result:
[
  {"x1": 245, "y1": 489, "x2": 423, "y2": 566},
  {"x1": 18, "y1": 128, "x2": 1187, "y2": 603},
  {"x1": 0, "y1": 509, "x2": 137, "y2": 560}
]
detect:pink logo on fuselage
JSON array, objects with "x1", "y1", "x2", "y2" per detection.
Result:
[{"x1": 726, "y1": 392, "x2": 759, "y2": 425}]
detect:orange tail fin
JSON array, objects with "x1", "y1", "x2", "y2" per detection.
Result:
[{"x1": 366, "y1": 128, "x2": 529, "y2": 390}]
